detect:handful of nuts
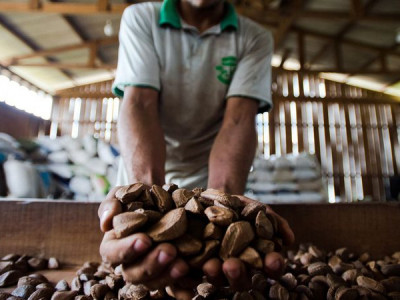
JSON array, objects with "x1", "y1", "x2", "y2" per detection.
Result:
[{"x1": 112, "y1": 183, "x2": 282, "y2": 272}]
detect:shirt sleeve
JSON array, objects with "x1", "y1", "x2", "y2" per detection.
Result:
[
  {"x1": 112, "y1": 5, "x2": 160, "y2": 97},
  {"x1": 226, "y1": 29, "x2": 273, "y2": 112}
]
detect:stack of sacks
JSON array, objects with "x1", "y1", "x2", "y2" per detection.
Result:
[
  {"x1": 0, "y1": 133, "x2": 120, "y2": 201},
  {"x1": 246, "y1": 152, "x2": 328, "y2": 203},
  {"x1": 37, "y1": 135, "x2": 119, "y2": 201}
]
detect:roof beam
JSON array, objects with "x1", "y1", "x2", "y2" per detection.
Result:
[
  {"x1": 8, "y1": 62, "x2": 116, "y2": 70},
  {"x1": 279, "y1": 48, "x2": 292, "y2": 68},
  {"x1": 306, "y1": 43, "x2": 332, "y2": 67},
  {"x1": 0, "y1": 14, "x2": 76, "y2": 83},
  {"x1": 292, "y1": 27, "x2": 400, "y2": 59},
  {"x1": 274, "y1": 0, "x2": 303, "y2": 48},
  {"x1": 0, "y1": 1, "x2": 128, "y2": 14},
  {"x1": 297, "y1": 31, "x2": 305, "y2": 69},
  {"x1": 2, "y1": 36, "x2": 118, "y2": 64},
  {"x1": 50, "y1": 12, "x2": 110, "y2": 64}
]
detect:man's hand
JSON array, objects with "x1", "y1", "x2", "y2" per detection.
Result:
[
  {"x1": 171, "y1": 195, "x2": 295, "y2": 298},
  {"x1": 98, "y1": 187, "x2": 189, "y2": 290}
]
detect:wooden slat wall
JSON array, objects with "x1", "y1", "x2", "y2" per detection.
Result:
[
  {"x1": 50, "y1": 96, "x2": 119, "y2": 144},
  {"x1": 52, "y1": 71, "x2": 400, "y2": 202}
]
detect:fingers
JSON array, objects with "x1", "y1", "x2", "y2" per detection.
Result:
[
  {"x1": 99, "y1": 230, "x2": 152, "y2": 264},
  {"x1": 202, "y1": 258, "x2": 225, "y2": 286},
  {"x1": 222, "y1": 258, "x2": 251, "y2": 291},
  {"x1": 264, "y1": 251, "x2": 285, "y2": 279},
  {"x1": 234, "y1": 195, "x2": 295, "y2": 246},
  {"x1": 266, "y1": 206, "x2": 295, "y2": 246},
  {"x1": 166, "y1": 286, "x2": 195, "y2": 300},
  {"x1": 144, "y1": 258, "x2": 189, "y2": 290},
  {"x1": 98, "y1": 186, "x2": 122, "y2": 232},
  {"x1": 122, "y1": 243, "x2": 181, "y2": 283}
]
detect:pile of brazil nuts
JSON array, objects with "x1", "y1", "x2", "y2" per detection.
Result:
[
  {"x1": 112, "y1": 183, "x2": 282, "y2": 272},
  {"x1": 275, "y1": 244, "x2": 400, "y2": 300},
  {"x1": 1, "y1": 246, "x2": 400, "y2": 300},
  {"x1": 0, "y1": 254, "x2": 59, "y2": 288}
]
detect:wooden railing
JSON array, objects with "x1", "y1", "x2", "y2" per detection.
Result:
[{"x1": 53, "y1": 71, "x2": 400, "y2": 202}]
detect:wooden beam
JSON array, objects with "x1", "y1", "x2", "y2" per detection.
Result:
[
  {"x1": 9, "y1": 62, "x2": 116, "y2": 70},
  {"x1": 0, "y1": 14, "x2": 76, "y2": 83},
  {"x1": 3, "y1": 36, "x2": 118, "y2": 64},
  {"x1": 351, "y1": 0, "x2": 363, "y2": 17},
  {"x1": 0, "y1": 1, "x2": 129, "y2": 14},
  {"x1": 29, "y1": 0, "x2": 40, "y2": 10},
  {"x1": 88, "y1": 44, "x2": 97, "y2": 67},
  {"x1": 347, "y1": 43, "x2": 399, "y2": 77},
  {"x1": 297, "y1": 31, "x2": 305, "y2": 69},
  {"x1": 307, "y1": 43, "x2": 331, "y2": 67},
  {"x1": 273, "y1": 0, "x2": 303, "y2": 48},
  {"x1": 379, "y1": 51, "x2": 387, "y2": 72},
  {"x1": 97, "y1": 0, "x2": 109, "y2": 12},
  {"x1": 57, "y1": 14, "x2": 109, "y2": 64},
  {"x1": 279, "y1": 48, "x2": 291, "y2": 68},
  {"x1": 291, "y1": 26, "x2": 400, "y2": 59},
  {"x1": 334, "y1": 42, "x2": 343, "y2": 71},
  {"x1": 384, "y1": 77, "x2": 400, "y2": 89}
]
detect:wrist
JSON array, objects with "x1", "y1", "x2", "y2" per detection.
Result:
[
  {"x1": 207, "y1": 181, "x2": 244, "y2": 195},
  {"x1": 128, "y1": 168, "x2": 165, "y2": 187}
]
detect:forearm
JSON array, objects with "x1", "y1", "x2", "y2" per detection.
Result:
[
  {"x1": 118, "y1": 87, "x2": 166, "y2": 186},
  {"x1": 208, "y1": 102, "x2": 258, "y2": 194}
]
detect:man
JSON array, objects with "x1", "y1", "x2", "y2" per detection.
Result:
[{"x1": 99, "y1": 0, "x2": 294, "y2": 297}]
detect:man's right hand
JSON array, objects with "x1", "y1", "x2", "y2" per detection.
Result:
[{"x1": 98, "y1": 187, "x2": 189, "y2": 290}]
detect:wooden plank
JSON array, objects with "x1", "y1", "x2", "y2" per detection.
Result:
[
  {"x1": 296, "y1": 99, "x2": 304, "y2": 152},
  {"x1": 334, "y1": 103, "x2": 346, "y2": 201},
  {"x1": 297, "y1": 31, "x2": 305, "y2": 69},
  {"x1": 98, "y1": 0, "x2": 109, "y2": 12},
  {"x1": 9, "y1": 62, "x2": 117, "y2": 70},
  {"x1": 274, "y1": 101, "x2": 281, "y2": 155},
  {"x1": 327, "y1": 104, "x2": 341, "y2": 201},
  {"x1": 372, "y1": 104, "x2": 386, "y2": 200},
  {"x1": 6, "y1": 37, "x2": 118, "y2": 62},
  {"x1": 269, "y1": 103, "x2": 276, "y2": 156},
  {"x1": 284, "y1": 101, "x2": 292, "y2": 153},
  {"x1": 334, "y1": 43, "x2": 343, "y2": 71},
  {"x1": 340, "y1": 104, "x2": 352, "y2": 201},
  {"x1": 347, "y1": 104, "x2": 361, "y2": 201},
  {"x1": 0, "y1": 200, "x2": 400, "y2": 265},
  {"x1": 380, "y1": 105, "x2": 394, "y2": 176},
  {"x1": 279, "y1": 48, "x2": 292, "y2": 68},
  {"x1": 292, "y1": 26, "x2": 400, "y2": 59},
  {"x1": 361, "y1": 104, "x2": 380, "y2": 200},
  {"x1": 317, "y1": 102, "x2": 328, "y2": 182},
  {"x1": 301, "y1": 101, "x2": 309, "y2": 153},
  {"x1": 387, "y1": 105, "x2": 399, "y2": 175},
  {"x1": 312, "y1": 102, "x2": 321, "y2": 169},
  {"x1": 29, "y1": 0, "x2": 40, "y2": 10}
]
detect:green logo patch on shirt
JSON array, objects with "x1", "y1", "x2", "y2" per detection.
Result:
[{"x1": 216, "y1": 56, "x2": 237, "y2": 85}]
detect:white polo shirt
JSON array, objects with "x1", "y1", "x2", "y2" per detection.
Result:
[{"x1": 113, "y1": 0, "x2": 273, "y2": 189}]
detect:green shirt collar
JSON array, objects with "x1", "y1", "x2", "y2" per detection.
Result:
[{"x1": 159, "y1": 0, "x2": 238, "y2": 31}]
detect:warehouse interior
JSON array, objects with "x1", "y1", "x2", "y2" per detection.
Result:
[
  {"x1": 1, "y1": 0, "x2": 400, "y2": 203},
  {"x1": 0, "y1": 0, "x2": 400, "y2": 298}
]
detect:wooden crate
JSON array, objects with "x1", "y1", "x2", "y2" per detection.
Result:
[{"x1": 0, "y1": 200, "x2": 399, "y2": 265}]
